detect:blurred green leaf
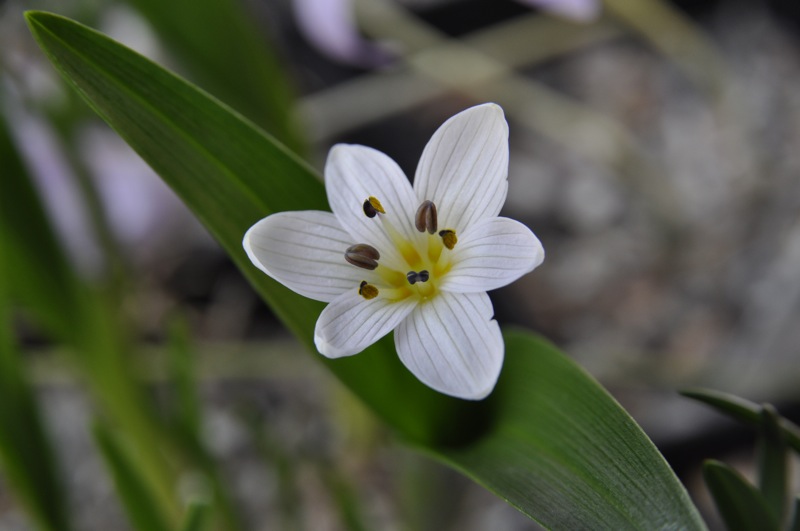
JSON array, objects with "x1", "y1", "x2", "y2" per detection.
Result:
[
  {"x1": 0, "y1": 332, "x2": 72, "y2": 531},
  {"x1": 167, "y1": 316, "x2": 202, "y2": 441},
  {"x1": 164, "y1": 316, "x2": 242, "y2": 531},
  {"x1": 180, "y1": 502, "x2": 209, "y2": 531},
  {"x1": 758, "y1": 405, "x2": 789, "y2": 525},
  {"x1": 125, "y1": 0, "x2": 304, "y2": 153},
  {"x1": 682, "y1": 388, "x2": 800, "y2": 453},
  {"x1": 93, "y1": 422, "x2": 172, "y2": 531},
  {"x1": 26, "y1": 13, "x2": 708, "y2": 528},
  {"x1": 789, "y1": 497, "x2": 800, "y2": 531},
  {"x1": 0, "y1": 108, "x2": 83, "y2": 344},
  {"x1": 703, "y1": 459, "x2": 779, "y2": 531},
  {"x1": 0, "y1": 210, "x2": 71, "y2": 530},
  {"x1": 321, "y1": 466, "x2": 369, "y2": 531}
]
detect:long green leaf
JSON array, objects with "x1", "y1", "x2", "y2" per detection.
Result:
[
  {"x1": 703, "y1": 460, "x2": 779, "y2": 531},
  {"x1": 434, "y1": 331, "x2": 705, "y2": 529},
  {"x1": 25, "y1": 12, "x2": 706, "y2": 528},
  {"x1": 0, "y1": 171, "x2": 72, "y2": 530},
  {"x1": 790, "y1": 497, "x2": 800, "y2": 531},
  {"x1": 682, "y1": 389, "x2": 800, "y2": 453},
  {"x1": 93, "y1": 422, "x2": 172, "y2": 531},
  {"x1": 179, "y1": 502, "x2": 209, "y2": 531},
  {"x1": 0, "y1": 108, "x2": 83, "y2": 344},
  {"x1": 123, "y1": 0, "x2": 304, "y2": 152},
  {"x1": 758, "y1": 405, "x2": 788, "y2": 524}
]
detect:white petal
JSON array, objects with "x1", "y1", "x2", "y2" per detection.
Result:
[
  {"x1": 440, "y1": 217, "x2": 544, "y2": 293},
  {"x1": 413, "y1": 103, "x2": 509, "y2": 233},
  {"x1": 244, "y1": 210, "x2": 362, "y2": 303},
  {"x1": 325, "y1": 144, "x2": 421, "y2": 266},
  {"x1": 315, "y1": 289, "x2": 417, "y2": 358},
  {"x1": 395, "y1": 292, "x2": 503, "y2": 400}
]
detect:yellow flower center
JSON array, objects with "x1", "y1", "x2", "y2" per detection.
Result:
[{"x1": 347, "y1": 198, "x2": 458, "y2": 303}]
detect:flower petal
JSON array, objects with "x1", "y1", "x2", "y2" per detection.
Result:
[
  {"x1": 314, "y1": 289, "x2": 417, "y2": 358},
  {"x1": 244, "y1": 210, "x2": 362, "y2": 303},
  {"x1": 395, "y1": 292, "x2": 503, "y2": 400},
  {"x1": 413, "y1": 103, "x2": 509, "y2": 233},
  {"x1": 325, "y1": 144, "x2": 421, "y2": 265},
  {"x1": 514, "y1": 0, "x2": 600, "y2": 23},
  {"x1": 292, "y1": 0, "x2": 394, "y2": 67},
  {"x1": 440, "y1": 217, "x2": 544, "y2": 293}
]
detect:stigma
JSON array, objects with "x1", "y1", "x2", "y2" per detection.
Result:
[{"x1": 406, "y1": 270, "x2": 430, "y2": 285}]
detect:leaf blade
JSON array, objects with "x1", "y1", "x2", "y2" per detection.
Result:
[
  {"x1": 433, "y1": 331, "x2": 707, "y2": 530},
  {"x1": 93, "y1": 422, "x2": 172, "y2": 531},
  {"x1": 758, "y1": 405, "x2": 789, "y2": 524},
  {"x1": 682, "y1": 388, "x2": 800, "y2": 453},
  {"x1": 703, "y1": 460, "x2": 779, "y2": 531}
]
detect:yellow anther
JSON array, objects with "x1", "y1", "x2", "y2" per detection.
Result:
[
  {"x1": 362, "y1": 196, "x2": 386, "y2": 218},
  {"x1": 368, "y1": 196, "x2": 385, "y2": 214},
  {"x1": 358, "y1": 281, "x2": 379, "y2": 300},
  {"x1": 439, "y1": 229, "x2": 457, "y2": 250}
]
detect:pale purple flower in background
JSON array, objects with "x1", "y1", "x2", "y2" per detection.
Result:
[
  {"x1": 291, "y1": 0, "x2": 599, "y2": 67},
  {"x1": 515, "y1": 0, "x2": 600, "y2": 23},
  {"x1": 292, "y1": 0, "x2": 393, "y2": 67},
  {"x1": 244, "y1": 104, "x2": 544, "y2": 399}
]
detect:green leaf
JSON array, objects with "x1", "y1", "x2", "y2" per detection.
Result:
[
  {"x1": 789, "y1": 497, "x2": 800, "y2": 531},
  {"x1": 681, "y1": 388, "x2": 800, "y2": 453},
  {"x1": 0, "y1": 297, "x2": 72, "y2": 531},
  {"x1": 703, "y1": 460, "x2": 779, "y2": 531},
  {"x1": 433, "y1": 331, "x2": 706, "y2": 530},
  {"x1": 0, "y1": 107, "x2": 83, "y2": 344},
  {"x1": 25, "y1": 13, "x2": 708, "y2": 528},
  {"x1": 163, "y1": 316, "x2": 243, "y2": 531},
  {"x1": 757, "y1": 405, "x2": 788, "y2": 524},
  {"x1": 0, "y1": 114, "x2": 73, "y2": 531},
  {"x1": 179, "y1": 502, "x2": 209, "y2": 531},
  {"x1": 93, "y1": 422, "x2": 172, "y2": 531},
  {"x1": 166, "y1": 316, "x2": 202, "y2": 441},
  {"x1": 123, "y1": 0, "x2": 304, "y2": 153}
]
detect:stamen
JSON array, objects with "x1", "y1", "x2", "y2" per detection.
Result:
[
  {"x1": 406, "y1": 270, "x2": 430, "y2": 285},
  {"x1": 359, "y1": 281, "x2": 379, "y2": 300},
  {"x1": 345, "y1": 244, "x2": 380, "y2": 270},
  {"x1": 439, "y1": 229, "x2": 458, "y2": 250},
  {"x1": 414, "y1": 200, "x2": 438, "y2": 234},
  {"x1": 362, "y1": 196, "x2": 385, "y2": 218}
]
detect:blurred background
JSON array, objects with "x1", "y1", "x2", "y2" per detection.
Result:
[{"x1": 1, "y1": 0, "x2": 800, "y2": 529}]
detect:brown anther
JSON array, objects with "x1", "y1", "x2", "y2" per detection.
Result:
[
  {"x1": 439, "y1": 229, "x2": 457, "y2": 250},
  {"x1": 345, "y1": 244, "x2": 380, "y2": 270},
  {"x1": 358, "y1": 280, "x2": 379, "y2": 300},
  {"x1": 362, "y1": 196, "x2": 385, "y2": 218},
  {"x1": 415, "y1": 200, "x2": 438, "y2": 234}
]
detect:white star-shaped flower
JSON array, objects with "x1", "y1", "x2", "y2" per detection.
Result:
[{"x1": 244, "y1": 103, "x2": 544, "y2": 399}]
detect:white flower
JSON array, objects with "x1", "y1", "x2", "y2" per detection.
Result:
[{"x1": 243, "y1": 104, "x2": 544, "y2": 400}]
